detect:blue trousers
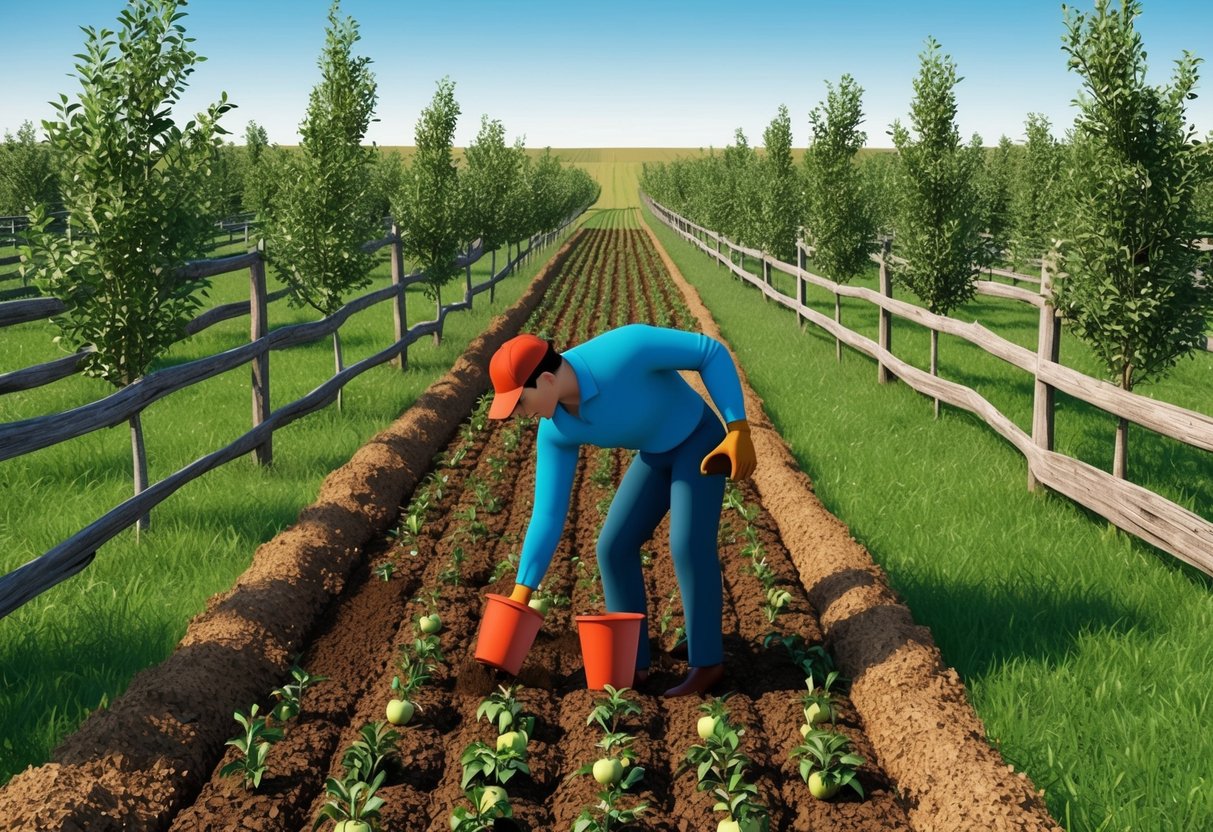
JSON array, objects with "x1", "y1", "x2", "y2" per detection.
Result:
[{"x1": 597, "y1": 403, "x2": 727, "y2": 668}]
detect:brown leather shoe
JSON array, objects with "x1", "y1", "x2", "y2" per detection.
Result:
[{"x1": 662, "y1": 663, "x2": 724, "y2": 697}]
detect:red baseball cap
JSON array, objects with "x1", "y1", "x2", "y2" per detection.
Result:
[{"x1": 488, "y1": 334, "x2": 551, "y2": 419}]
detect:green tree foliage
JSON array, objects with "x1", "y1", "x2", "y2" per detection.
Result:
[
  {"x1": 724, "y1": 129, "x2": 760, "y2": 246},
  {"x1": 367, "y1": 147, "x2": 404, "y2": 228},
  {"x1": 461, "y1": 116, "x2": 521, "y2": 261},
  {"x1": 758, "y1": 104, "x2": 801, "y2": 260},
  {"x1": 394, "y1": 76, "x2": 463, "y2": 301},
  {"x1": 856, "y1": 151, "x2": 900, "y2": 238},
  {"x1": 889, "y1": 37, "x2": 985, "y2": 316},
  {"x1": 1009, "y1": 114, "x2": 1064, "y2": 269},
  {"x1": 1053, "y1": 0, "x2": 1212, "y2": 476},
  {"x1": 0, "y1": 122, "x2": 58, "y2": 216},
  {"x1": 263, "y1": 0, "x2": 379, "y2": 317},
  {"x1": 208, "y1": 142, "x2": 246, "y2": 218},
  {"x1": 241, "y1": 119, "x2": 279, "y2": 217},
  {"x1": 977, "y1": 135, "x2": 1016, "y2": 266},
  {"x1": 20, "y1": 0, "x2": 231, "y2": 387},
  {"x1": 803, "y1": 75, "x2": 876, "y2": 282}
]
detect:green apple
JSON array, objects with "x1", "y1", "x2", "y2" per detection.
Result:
[
  {"x1": 496, "y1": 730, "x2": 527, "y2": 754},
  {"x1": 592, "y1": 757, "x2": 623, "y2": 786},
  {"x1": 478, "y1": 785, "x2": 509, "y2": 813},
  {"x1": 697, "y1": 715, "x2": 720, "y2": 740},
  {"x1": 419, "y1": 613, "x2": 443, "y2": 634},
  {"x1": 717, "y1": 820, "x2": 741, "y2": 832},
  {"x1": 335, "y1": 822, "x2": 372, "y2": 832},
  {"x1": 808, "y1": 771, "x2": 841, "y2": 799},
  {"x1": 386, "y1": 698, "x2": 415, "y2": 725},
  {"x1": 528, "y1": 597, "x2": 550, "y2": 615}
]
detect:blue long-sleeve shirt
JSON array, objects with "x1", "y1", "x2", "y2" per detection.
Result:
[{"x1": 515, "y1": 324, "x2": 746, "y2": 589}]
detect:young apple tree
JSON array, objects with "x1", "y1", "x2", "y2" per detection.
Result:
[
  {"x1": 1053, "y1": 0, "x2": 1213, "y2": 479},
  {"x1": 20, "y1": 0, "x2": 232, "y2": 527}
]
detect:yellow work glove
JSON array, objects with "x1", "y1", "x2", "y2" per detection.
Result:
[
  {"x1": 509, "y1": 584, "x2": 533, "y2": 604},
  {"x1": 700, "y1": 419, "x2": 756, "y2": 481}
]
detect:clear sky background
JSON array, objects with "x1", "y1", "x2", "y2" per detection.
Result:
[{"x1": 2, "y1": 0, "x2": 1212, "y2": 149}]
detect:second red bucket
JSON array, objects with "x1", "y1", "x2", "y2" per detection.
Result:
[
  {"x1": 475, "y1": 593, "x2": 544, "y2": 675},
  {"x1": 575, "y1": 612, "x2": 645, "y2": 690}
]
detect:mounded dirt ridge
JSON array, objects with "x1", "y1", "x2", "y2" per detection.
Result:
[{"x1": 0, "y1": 220, "x2": 1063, "y2": 831}]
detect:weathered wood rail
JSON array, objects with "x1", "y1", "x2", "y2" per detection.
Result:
[
  {"x1": 646, "y1": 193, "x2": 1213, "y2": 577},
  {"x1": 0, "y1": 208, "x2": 585, "y2": 619}
]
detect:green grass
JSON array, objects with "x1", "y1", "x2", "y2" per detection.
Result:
[
  {"x1": 644, "y1": 205, "x2": 1213, "y2": 832},
  {"x1": 0, "y1": 224, "x2": 580, "y2": 784}
]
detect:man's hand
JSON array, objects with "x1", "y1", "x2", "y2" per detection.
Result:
[
  {"x1": 509, "y1": 584, "x2": 533, "y2": 604},
  {"x1": 700, "y1": 419, "x2": 756, "y2": 480}
]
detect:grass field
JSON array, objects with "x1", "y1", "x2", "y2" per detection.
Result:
[
  {"x1": 641, "y1": 203, "x2": 1213, "y2": 832},
  {"x1": 0, "y1": 224, "x2": 581, "y2": 783}
]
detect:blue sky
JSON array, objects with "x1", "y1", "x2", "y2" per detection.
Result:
[{"x1": 2, "y1": 0, "x2": 1212, "y2": 148}]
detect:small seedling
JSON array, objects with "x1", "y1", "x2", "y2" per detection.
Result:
[
  {"x1": 312, "y1": 770, "x2": 386, "y2": 831},
  {"x1": 372, "y1": 561, "x2": 395, "y2": 582},
  {"x1": 271, "y1": 664, "x2": 328, "y2": 722},
  {"x1": 790, "y1": 728, "x2": 865, "y2": 800},
  {"x1": 449, "y1": 784, "x2": 512, "y2": 832},
  {"x1": 219, "y1": 704, "x2": 284, "y2": 790},
  {"x1": 342, "y1": 721, "x2": 400, "y2": 784},
  {"x1": 801, "y1": 672, "x2": 841, "y2": 726}
]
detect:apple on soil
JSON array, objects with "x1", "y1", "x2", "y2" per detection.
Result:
[{"x1": 386, "y1": 698, "x2": 415, "y2": 725}]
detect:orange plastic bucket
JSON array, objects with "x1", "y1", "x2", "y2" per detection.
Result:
[
  {"x1": 475, "y1": 593, "x2": 544, "y2": 675},
  {"x1": 575, "y1": 612, "x2": 645, "y2": 690}
]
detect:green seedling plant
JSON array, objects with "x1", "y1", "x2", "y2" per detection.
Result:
[
  {"x1": 341, "y1": 721, "x2": 400, "y2": 784},
  {"x1": 439, "y1": 545, "x2": 466, "y2": 586},
  {"x1": 219, "y1": 704, "x2": 284, "y2": 790},
  {"x1": 312, "y1": 770, "x2": 386, "y2": 831},
  {"x1": 680, "y1": 701, "x2": 769, "y2": 832},
  {"x1": 476, "y1": 684, "x2": 526, "y2": 733},
  {"x1": 762, "y1": 587, "x2": 793, "y2": 623},
  {"x1": 460, "y1": 736, "x2": 532, "y2": 788},
  {"x1": 449, "y1": 784, "x2": 513, "y2": 832},
  {"x1": 570, "y1": 760, "x2": 647, "y2": 832},
  {"x1": 471, "y1": 479, "x2": 503, "y2": 514},
  {"x1": 372, "y1": 560, "x2": 395, "y2": 582},
  {"x1": 487, "y1": 454, "x2": 508, "y2": 482},
  {"x1": 749, "y1": 556, "x2": 776, "y2": 591},
  {"x1": 763, "y1": 632, "x2": 839, "y2": 685},
  {"x1": 490, "y1": 550, "x2": 520, "y2": 584},
  {"x1": 588, "y1": 685, "x2": 642, "y2": 735},
  {"x1": 790, "y1": 728, "x2": 865, "y2": 800},
  {"x1": 397, "y1": 632, "x2": 445, "y2": 698},
  {"x1": 801, "y1": 672, "x2": 841, "y2": 726},
  {"x1": 271, "y1": 664, "x2": 329, "y2": 722}
]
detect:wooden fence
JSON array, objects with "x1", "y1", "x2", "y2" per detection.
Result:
[
  {"x1": 0, "y1": 209, "x2": 585, "y2": 619},
  {"x1": 645, "y1": 194, "x2": 1213, "y2": 578}
]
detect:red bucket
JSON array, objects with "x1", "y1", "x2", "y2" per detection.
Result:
[
  {"x1": 475, "y1": 593, "x2": 544, "y2": 675},
  {"x1": 575, "y1": 612, "x2": 645, "y2": 690}
]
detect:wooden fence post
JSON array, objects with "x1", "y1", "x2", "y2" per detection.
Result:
[
  {"x1": 131, "y1": 413, "x2": 149, "y2": 533},
  {"x1": 250, "y1": 240, "x2": 272, "y2": 465},
  {"x1": 489, "y1": 246, "x2": 497, "y2": 305},
  {"x1": 834, "y1": 291, "x2": 842, "y2": 363},
  {"x1": 1028, "y1": 260, "x2": 1060, "y2": 492},
  {"x1": 716, "y1": 237, "x2": 722, "y2": 267},
  {"x1": 762, "y1": 255, "x2": 771, "y2": 302},
  {"x1": 796, "y1": 260, "x2": 806, "y2": 332},
  {"x1": 465, "y1": 242, "x2": 473, "y2": 308},
  {"x1": 878, "y1": 237, "x2": 897, "y2": 384},
  {"x1": 390, "y1": 223, "x2": 407, "y2": 372}
]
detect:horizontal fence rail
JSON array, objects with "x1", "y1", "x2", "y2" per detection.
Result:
[
  {"x1": 645, "y1": 193, "x2": 1213, "y2": 577},
  {"x1": 0, "y1": 207, "x2": 587, "y2": 619}
]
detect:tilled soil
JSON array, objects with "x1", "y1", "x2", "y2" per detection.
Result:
[{"x1": 0, "y1": 220, "x2": 1061, "y2": 831}]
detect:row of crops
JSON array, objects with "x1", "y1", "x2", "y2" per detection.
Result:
[{"x1": 139, "y1": 221, "x2": 914, "y2": 831}]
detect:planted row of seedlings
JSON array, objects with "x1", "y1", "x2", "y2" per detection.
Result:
[{"x1": 155, "y1": 227, "x2": 914, "y2": 830}]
